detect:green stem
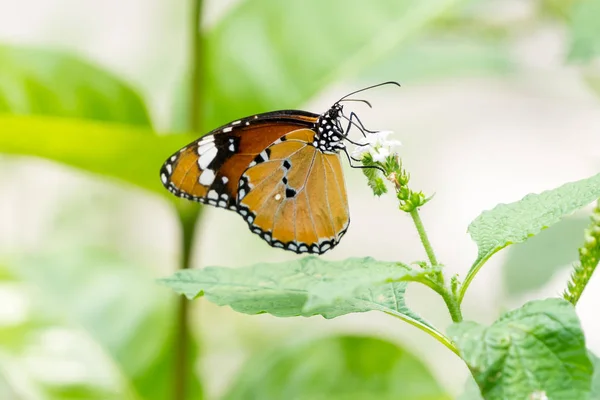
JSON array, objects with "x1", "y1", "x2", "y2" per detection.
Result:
[
  {"x1": 189, "y1": 0, "x2": 204, "y2": 132},
  {"x1": 409, "y1": 208, "x2": 463, "y2": 322},
  {"x1": 440, "y1": 287, "x2": 463, "y2": 323},
  {"x1": 174, "y1": 204, "x2": 202, "y2": 400},
  {"x1": 457, "y1": 256, "x2": 490, "y2": 305},
  {"x1": 409, "y1": 209, "x2": 439, "y2": 267},
  {"x1": 173, "y1": 1, "x2": 204, "y2": 399},
  {"x1": 384, "y1": 311, "x2": 460, "y2": 356}
]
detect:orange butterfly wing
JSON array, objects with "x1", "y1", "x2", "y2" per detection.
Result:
[
  {"x1": 237, "y1": 128, "x2": 350, "y2": 254},
  {"x1": 160, "y1": 111, "x2": 319, "y2": 209}
]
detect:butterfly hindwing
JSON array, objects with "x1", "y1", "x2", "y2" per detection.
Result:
[{"x1": 237, "y1": 128, "x2": 350, "y2": 254}]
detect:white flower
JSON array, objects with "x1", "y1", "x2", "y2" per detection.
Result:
[{"x1": 351, "y1": 130, "x2": 401, "y2": 161}]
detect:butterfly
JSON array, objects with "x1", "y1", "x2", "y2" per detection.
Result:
[{"x1": 160, "y1": 82, "x2": 399, "y2": 254}]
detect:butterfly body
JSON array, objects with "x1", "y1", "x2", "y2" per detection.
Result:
[{"x1": 160, "y1": 104, "x2": 350, "y2": 254}]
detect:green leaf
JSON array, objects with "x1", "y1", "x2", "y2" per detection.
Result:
[
  {"x1": 363, "y1": 35, "x2": 514, "y2": 84},
  {"x1": 568, "y1": 0, "x2": 600, "y2": 62},
  {"x1": 463, "y1": 172, "x2": 600, "y2": 299},
  {"x1": 502, "y1": 217, "x2": 588, "y2": 297},
  {"x1": 590, "y1": 352, "x2": 600, "y2": 399},
  {"x1": 2, "y1": 248, "x2": 203, "y2": 400},
  {"x1": 448, "y1": 298, "x2": 593, "y2": 400},
  {"x1": 161, "y1": 257, "x2": 452, "y2": 349},
  {"x1": 202, "y1": 0, "x2": 469, "y2": 129},
  {"x1": 0, "y1": 44, "x2": 150, "y2": 125},
  {"x1": 224, "y1": 335, "x2": 450, "y2": 400},
  {"x1": 0, "y1": 115, "x2": 195, "y2": 196}
]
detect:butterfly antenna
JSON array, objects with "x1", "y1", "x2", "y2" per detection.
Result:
[
  {"x1": 336, "y1": 81, "x2": 401, "y2": 103},
  {"x1": 337, "y1": 98, "x2": 372, "y2": 108}
]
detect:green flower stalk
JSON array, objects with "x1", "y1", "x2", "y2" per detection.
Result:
[
  {"x1": 353, "y1": 129, "x2": 462, "y2": 322},
  {"x1": 564, "y1": 200, "x2": 600, "y2": 305}
]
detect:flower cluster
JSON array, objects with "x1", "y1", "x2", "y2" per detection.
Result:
[
  {"x1": 352, "y1": 130, "x2": 430, "y2": 212},
  {"x1": 351, "y1": 130, "x2": 401, "y2": 162}
]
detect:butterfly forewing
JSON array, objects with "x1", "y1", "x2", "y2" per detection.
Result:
[
  {"x1": 237, "y1": 128, "x2": 350, "y2": 254},
  {"x1": 160, "y1": 111, "x2": 320, "y2": 208}
]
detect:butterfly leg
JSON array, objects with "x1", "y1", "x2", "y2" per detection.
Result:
[
  {"x1": 342, "y1": 111, "x2": 377, "y2": 137},
  {"x1": 342, "y1": 148, "x2": 385, "y2": 173}
]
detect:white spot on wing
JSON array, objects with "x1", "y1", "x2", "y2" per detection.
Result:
[
  {"x1": 223, "y1": 127, "x2": 233, "y2": 133},
  {"x1": 275, "y1": 194, "x2": 282, "y2": 201},
  {"x1": 198, "y1": 146, "x2": 217, "y2": 169},
  {"x1": 199, "y1": 169, "x2": 216, "y2": 185},
  {"x1": 161, "y1": 173, "x2": 167, "y2": 184},
  {"x1": 231, "y1": 120, "x2": 241, "y2": 125},
  {"x1": 166, "y1": 164, "x2": 172, "y2": 174},
  {"x1": 228, "y1": 144, "x2": 235, "y2": 151},
  {"x1": 207, "y1": 190, "x2": 219, "y2": 200},
  {"x1": 221, "y1": 176, "x2": 229, "y2": 184}
]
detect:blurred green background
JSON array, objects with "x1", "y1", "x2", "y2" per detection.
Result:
[{"x1": 1, "y1": 0, "x2": 600, "y2": 399}]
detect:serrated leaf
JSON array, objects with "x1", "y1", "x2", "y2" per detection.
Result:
[
  {"x1": 0, "y1": 115, "x2": 195, "y2": 196},
  {"x1": 161, "y1": 257, "x2": 441, "y2": 340},
  {"x1": 567, "y1": 0, "x2": 600, "y2": 62},
  {"x1": 202, "y1": 0, "x2": 469, "y2": 129},
  {"x1": 448, "y1": 298, "x2": 593, "y2": 400},
  {"x1": 224, "y1": 335, "x2": 450, "y2": 400},
  {"x1": 464, "y1": 173, "x2": 600, "y2": 292},
  {"x1": 0, "y1": 44, "x2": 150, "y2": 125}
]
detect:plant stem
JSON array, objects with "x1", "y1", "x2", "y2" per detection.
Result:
[
  {"x1": 440, "y1": 287, "x2": 463, "y2": 323},
  {"x1": 189, "y1": 0, "x2": 204, "y2": 132},
  {"x1": 174, "y1": 1, "x2": 204, "y2": 399},
  {"x1": 384, "y1": 311, "x2": 460, "y2": 357},
  {"x1": 409, "y1": 208, "x2": 463, "y2": 322},
  {"x1": 409, "y1": 209, "x2": 439, "y2": 267},
  {"x1": 174, "y1": 204, "x2": 201, "y2": 400}
]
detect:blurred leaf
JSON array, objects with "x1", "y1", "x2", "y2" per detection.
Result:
[
  {"x1": 0, "y1": 115, "x2": 195, "y2": 196},
  {"x1": 464, "y1": 173, "x2": 600, "y2": 293},
  {"x1": 591, "y1": 352, "x2": 600, "y2": 399},
  {"x1": 456, "y1": 376, "x2": 483, "y2": 400},
  {"x1": 202, "y1": 0, "x2": 470, "y2": 129},
  {"x1": 0, "y1": 280, "x2": 140, "y2": 400},
  {"x1": 568, "y1": 0, "x2": 600, "y2": 62},
  {"x1": 161, "y1": 257, "x2": 449, "y2": 347},
  {"x1": 1, "y1": 249, "x2": 203, "y2": 400},
  {"x1": 363, "y1": 36, "x2": 514, "y2": 83},
  {"x1": 583, "y1": 68, "x2": 600, "y2": 99},
  {"x1": 0, "y1": 44, "x2": 150, "y2": 125},
  {"x1": 224, "y1": 335, "x2": 450, "y2": 400},
  {"x1": 539, "y1": 0, "x2": 579, "y2": 20},
  {"x1": 502, "y1": 217, "x2": 588, "y2": 297},
  {"x1": 448, "y1": 298, "x2": 592, "y2": 400}
]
